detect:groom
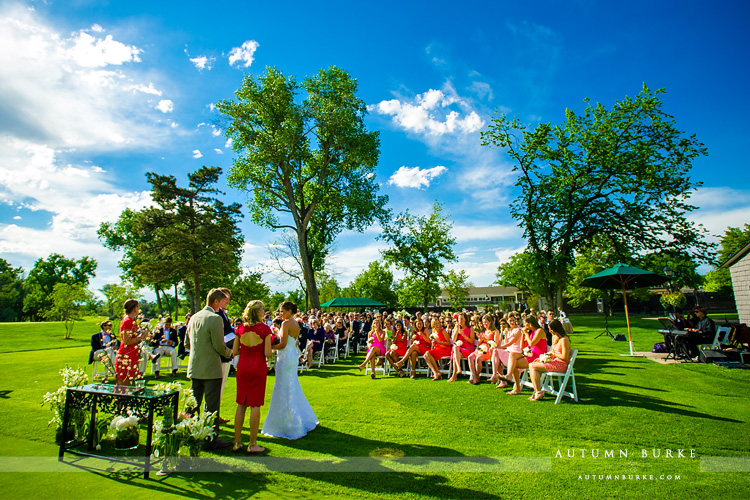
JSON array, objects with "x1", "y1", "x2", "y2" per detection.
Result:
[{"x1": 185, "y1": 288, "x2": 233, "y2": 450}]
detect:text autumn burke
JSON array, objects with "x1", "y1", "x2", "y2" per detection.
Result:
[{"x1": 556, "y1": 449, "x2": 696, "y2": 459}]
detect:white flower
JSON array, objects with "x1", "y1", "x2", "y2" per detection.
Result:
[
  {"x1": 389, "y1": 344, "x2": 398, "y2": 351},
  {"x1": 430, "y1": 333, "x2": 438, "y2": 340},
  {"x1": 488, "y1": 340, "x2": 497, "y2": 349},
  {"x1": 522, "y1": 347, "x2": 532, "y2": 357},
  {"x1": 456, "y1": 340, "x2": 463, "y2": 347},
  {"x1": 477, "y1": 345, "x2": 487, "y2": 354},
  {"x1": 538, "y1": 353, "x2": 551, "y2": 363}
]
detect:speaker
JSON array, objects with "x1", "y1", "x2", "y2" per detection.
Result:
[
  {"x1": 699, "y1": 350, "x2": 727, "y2": 364},
  {"x1": 597, "y1": 298, "x2": 605, "y2": 314}
]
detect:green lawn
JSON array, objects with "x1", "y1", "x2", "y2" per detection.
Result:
[{"x1": 0, "y1": 315, "x2": 748, "y2": 499}]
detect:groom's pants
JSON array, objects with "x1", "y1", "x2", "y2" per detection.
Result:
[{"x1": 191, "y1": 378, "x2": 222, "y2": 437}]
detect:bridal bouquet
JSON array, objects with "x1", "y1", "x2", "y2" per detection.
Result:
[
  {"x1": 477, "y1": 344, "x2": 488, "y2": 354},
  {"x1": 488, "y1": 340, "x2": 497, "y2": 349},
  {"x1": 430, "y1": 332, "x2": 438, "y2": 341},
  {"x1": 455, "y1": 340, "x2": 463, "y2": 347},
  {"x1": 537, "y1": 353, "x2": 551, "y2": 363},
  {"x1": 389, "y1": 343, "x2": 398, "y2": 351},
  {"x1": 522, "y1": 347, "x2": 532, "y2": 357}
]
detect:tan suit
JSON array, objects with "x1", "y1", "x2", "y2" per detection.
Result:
[
  {"x1": 186, "y1": 305, "x2": 232, "y2": 379},
  {"x1": 185, "y1": 305, "x2": 232, "y2": 437}
]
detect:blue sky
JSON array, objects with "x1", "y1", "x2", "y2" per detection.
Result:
[{"x1": 1, "y1": 0, "x2": 748, "y2": 297}]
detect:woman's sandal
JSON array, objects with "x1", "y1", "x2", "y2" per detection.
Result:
[
  {"x1": 496, "y1": 380, "x2": 509, "y2": 388},
  {"x1": 371, "y1": 374, "x2": 377, "y2": 379},
  {"x1": 529, "y1": 391, "x2": 544, "y2": 401},
  {"x1": 232, "y1": 443, "x2": 244, "y2": 453},
  {"x1": 507, "y1": 388, "x2": 523, "y2": 395},
  {"x1": 247, "y1": 445, "x2": 266, "y2": 454}
]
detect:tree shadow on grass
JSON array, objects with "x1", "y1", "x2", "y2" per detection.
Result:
[
  {"x1": 578, "y1": 378, "x2": 742, "y2": 423},
  {"x1": 0, "y1": 390, "x2": 12, "y2": 398}
]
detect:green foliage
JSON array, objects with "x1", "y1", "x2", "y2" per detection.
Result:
[
  {"x1": 99, "y1": 167, "x2": 244, "y2": 308},
  {"x1": 0, "y1": 258, "x2": 24, "y2": 321},
  {"x1": 440, "y1": 269, "x2": 472, "y2": 310},
  {"x1": 704, "y1": 224, "x2": 750, "y2": 295},
  {"x1": 267, "y1": 291, "x2": 287, "y2": 312},
  {"x1": 346, "y1": 261, "x2": 398, "y2": 308},
  {"x1": 638, "y1": 250, "x2": 702, "y2": 290},
  {"x1": 99, "y1": 283, "x2": 142, "y2": 320},
  {"x1": 661, "y1": 291, "x2": 687, "y2": 309},
  {"x1": 316, "y1": 270, "x2": 341, "y2": 305},
  {"x1": 481, "y1": 85, "x2": 711, "y2": 307},
  {"x1": 22, "y1": 254, "x2": 97, "y2": 320},
  {"x1": 496, "y1": 251, "x2": 544, "y2": 296},
  {"x1": 380, "y1": 202, "x2": 457, "y2": 310},
  {"x1": 41, "y1": 283, "x2": 93, "y2": 339},
  {"x1": 218, "y1": 66, "x2": 388, "y2": 308},
  {"x1": 227, "y1": 271, "x2": 271, "y2": 318}
]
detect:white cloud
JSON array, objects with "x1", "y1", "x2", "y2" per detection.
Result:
[
  {"x1": 189, "y1": 55, "x2": 215, "y2": 71},
  {"x1": 685, "y1": 187, "x2": 750, "y2": 241},
  {"x1": 228, "y1": 40, "x2": 259, "y2": 68},
  {"x1": 13, "y1": 216, "x2": 21, "y2": 220},
  {"x1": 372, "y1": 87, "x2": 484, "y2": 136},
  {"x1": 452, "y1": 223, "x2": 521, "y2": 242},
  {"x1": 0, "y1": 7, "x2": 172, "y2": 150},
  {"x1": 214, "y1": 149, "x2": 223, "y2": 154},
  {"x1": 156, "y1": 99, "x2": 174, "y2": 113},
  {"x1": 388, "y1": 165, "x2": 447, "y2": 189},
  {"x1": 192, "y1": 149, "x2": 203, "y2": 158}
]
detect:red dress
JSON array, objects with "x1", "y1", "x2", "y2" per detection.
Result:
[
  {"x1": 236, "y1": 323, "x2": 272, "y2": 407},
  {"x1": 390, "y1": 332, "x2": 408, "y2": 357},
  {"x1": 427, "y1": 328, "x2": 452, "y2": 360},
  {"x1": 411, "y1": 332, "x2": 430, "y2": 355},
  {"x1": 456, "y1": 327, "x2": 476, "y2": 357},
  {"x1": 115, "y1": 316, "x2": 140, "y2": 382}
]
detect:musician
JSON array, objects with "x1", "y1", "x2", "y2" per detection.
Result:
[{"x1": 681, "y1": 307, "x2": 716, "y2": 358}]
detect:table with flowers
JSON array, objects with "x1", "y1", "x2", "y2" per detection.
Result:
[{"x1": 57, "y1": 383, "x2": 179, "y2": 479}]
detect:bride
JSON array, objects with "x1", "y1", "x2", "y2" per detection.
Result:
[{"x1": 261, "y1": 301, "x2": 318, "y2": 440}]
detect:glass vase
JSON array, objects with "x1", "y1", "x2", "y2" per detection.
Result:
[{"x1": 114, "y1": 426, "x2": 140, "y2": 450}]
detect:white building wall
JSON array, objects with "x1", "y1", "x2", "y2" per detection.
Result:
[{"x1": 729, "y1": 252, "x2": 750, "y2": 324}]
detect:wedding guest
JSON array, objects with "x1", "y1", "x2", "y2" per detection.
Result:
[
  {"x1": 424, "y1": 318, "x2": 451, "y2": 381},
  {"x1": 528, "y1": 319, "x2": 571, "y2": 401},
  {"x1": 335, "y1": 318, "x2": 348, "y2": 356},
  {"x1": 358, "y1": 319, "x2": 386, "y2": 379},
  {"x1": 493, "y1": 316, "x2": 523, "y2": 388},
  {"x1": 305, "y1": 319, "x2": 325, "y2": 368},
  {"x1": 115, "y1": 299, "x2": 144, "y2": 386},
  {"x1": 233, "y1": 300, "x2": 272, "y2": 452},
  {"x1": 385, "y1": 321, "x2": 408, "y2": 377},
  {"x1": 89, "y1": 320, "x2": 119, "y2": 382},
  {"x1": 447, "y1": 313, "x2": 475, "y2": 383},
  {"x1": 468, "y1": 314, "x2": 500, "y2": 385},
  {"x1": 151, "y1": 317, "x2": 179, "y2": 379},
  {"x1": 395, "y1": 317, "x2": 430, "y2": 378},
  {"x1": 505, "y1": 315, "x2": 547, "y2": 395}
]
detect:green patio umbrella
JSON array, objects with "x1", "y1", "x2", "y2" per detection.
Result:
[
  {"x1": 580, "y1": 263, "x2": 669, "y2": 356},
  {"x1": 319, "y1": 297, "x2": 386, "y2": 308}
]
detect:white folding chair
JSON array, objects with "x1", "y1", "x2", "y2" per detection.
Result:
[
  {"x1": 540, "y1": 349, "x2": 579, "y2": 404},
  {"x1": 310, "y1": 343, "x2": 325, "y2": 368},
  {"x1": 365, "y1": 354, "x2": 390, "y2": 376},
  {"x1": 91, "y1": 359, "x2": 110, "y2": 380},
  {"x1": 710, "y1": 326, "x2": 733, "y2": 350},
  {"x1": 326, "y1": 334, "x2": 339, "y2": 363}
]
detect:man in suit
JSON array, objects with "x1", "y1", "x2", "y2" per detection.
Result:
[
  {"x1": 216, "y1": 287, "x2": 234, "y2": 425},
  {"x1": 151, "y1": 317, "x2": 179, "y2": 379},
  {"x1": 185, "y1": 288, "x2": 233, "y2": 450},
  {"x1": 89, "y1": 320, "x2": 119, "y2": 381}
]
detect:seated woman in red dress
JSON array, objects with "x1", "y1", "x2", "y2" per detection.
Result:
[
  {"x1": 424, "y1": 318, "x2": 451, "y2": 381},
  {"x1": 385, "y1": 321, "x2": 408, "y2": 377},
  {"x1": 505, "y1": 315, "x2": 548, "y2": 395},
  {"x1": 468, "y1": 314, "x2": 500, "y2": 385},
  {"x1": 448, "y1": 313, "x2": 476, "y2": 382},
  {"x1": 394, "y1": 317, "x2": 430, "y2": 378},
  {"x1": 115, "y1": 299, "x2": 143, "y2": 386},
  {"x1": 528, "y1": 319, "x2": 571, "y2": 401},
  {"x1": 233, "y1": 300, "x2": 273, "y2": 453}
]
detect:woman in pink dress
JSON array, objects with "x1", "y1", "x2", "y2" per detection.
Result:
[
  {"x1": 528, "y1": 319, "x2": 571, "y2": 401},
  {"x1": 505, "y1": 315, "x2": 548, "y2": 395},
  {"x1": 468, "y1": 314, "x2": 501, "y2": 385},
  {"x1": 447, "y1": 313, "x2": 475, "y2": 382},
  {"x1": 358, "y1": 319, "x2": 386, "y2": 379},
  {"x1": 385, "y1": 321, "x2": 408, "y2": 377},
  {"x1": 233, "y1": 300, "x2": 272, "y2": 453},
  {"x1": 424, "y1": 318, "x2": 451, "y2": 381},
  {"x1": 115, "y1": 299, "x2": 142, "y2": 386},
  {"x1": 395, "y1": 317, "x2": 430, "y2": 378},
  {"x1": 489, "y1": 318, "x2": 510, "y2": 384}
]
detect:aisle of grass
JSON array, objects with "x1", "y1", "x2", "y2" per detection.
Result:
[{"x1": 0, "y1": 315, "x2": 748, "y2": 499}]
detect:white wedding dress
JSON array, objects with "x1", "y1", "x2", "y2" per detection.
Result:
[{"x1": 261, "y1": 338, "x2": 318, "y2": 439}]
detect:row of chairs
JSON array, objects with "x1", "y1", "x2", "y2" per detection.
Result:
[{"x1": 91, "y1": 353, "x2": 189, "y2": 380}]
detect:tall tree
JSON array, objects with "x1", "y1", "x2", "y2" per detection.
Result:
[
  {"x1": 0, "y1": 259, "x2": 24, "y2": 322},
  {"x1": 346, "y1": 261, "x2": 398, "y2": 309},
  {"x1": 496, "y1": 251, "x2": 545, "y2": 298},
  {"x1": 42, "y1": 283, "x2": 93, "y2": 339},
  {"x1": 441, "y1": 269, "x2": 473, "y2": 311},
  {"x1": 217, "y1": 66, "x2": 389, "y2": 308},
  {"x1": 99, "y1": 167, "x2": 244, "y2": 308},
  {"x1": 227, "y1": 271, "x2": 272, "y2": 318},
  {"x1": 704, "y1": 224, "x2": 750, "y2": 295},
  {"x1": 380, "y1": 202, "x2": 457, "y2": 310},
  {"x1": 22, "y1": 254, "x2": 97, "y2": 320},
  {"x1": 481, "y1": 85, "x2": 711, "y2": 307},
  {"x1": 100, "y1": 283, "x2": 143, "y2": 320}
]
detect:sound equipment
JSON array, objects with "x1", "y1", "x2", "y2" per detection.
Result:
[
  {"x1": 596, "y1": 298, "x2": 605, "y2": 314},
  {"x1": 740, "y1": 352, "x2": 750, "y2": 365},
  {"x1": 699, "y1": 350, "x2": 727, "y2": 364}
]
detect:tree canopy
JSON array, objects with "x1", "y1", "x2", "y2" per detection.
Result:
[
  {"x1": 380, "y1": 202, "x2": 457, "y2": 310},
  {"x1": 0, "y1": 259, "x2": 24, "y2": 322},
  {"x1": 345, "y1": 261, "x2": 398, "y2": 309},
  {"x1": 704, "y1": 224, "x2": 750, "y2": 295},
  {"x1": 441, "y1": 269, "x2": 473, "y2": 310},
  {"x1": 481, "y1": 85, "x2": 710, "y2": 306},
  {"x1": 22, "y1": 254, "x2": 97, "y2": 320},
  {"x1": 217, "y1": 66, "x2": 389, "y2": 308}
]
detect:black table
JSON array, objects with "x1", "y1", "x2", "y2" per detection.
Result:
[{"x1": 58, "y1": 383, "x2": 179, "y2": 479}]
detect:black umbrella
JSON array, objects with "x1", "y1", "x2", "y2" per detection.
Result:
[{"x1": 580, "y1": 263, "x2": 669, "y2": 356}]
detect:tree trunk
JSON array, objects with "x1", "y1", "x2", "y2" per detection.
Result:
[
  {"x1": 174, "y1": 283, "x2": 179, "y2": 319},
  {"x1": 193, "y1": 269, "x2": 202, "y2": 311},
  {"x1": 296, "y1": 229, "x2": 320, "y2": 309},
  {"x1": 184, "y1": 280, "x2": 195, "y2": 313},
  {"x1": 155, "y1": 286, "x2": 163, "y2": 313}
]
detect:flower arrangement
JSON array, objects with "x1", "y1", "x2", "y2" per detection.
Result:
[
  {"x1": 271, "y1": 334, "x2": 281, "y2": 346},
  {"x1": 537, "y1": 353, "x2": 551, "y2": 363},
  {"x1": 477, "y1": 344, "x2": 488, "y2": 354},
  {"x1": 111, "y1": 412, "x2": 140, "y2": 450},
  {"x1": 41, "y1": 365, "x2": 89, "y2": 442},
  {"x1": 430, "y1": 332, "x2": 438, "y2": 341},
  {"x1": 522, "y1": 347, "x2": 532, "y2": 357},
  {"x1": 488, "y1": 340, "x2": 497, "y2": 349},
  {"x1": 389, "y1": 343, "x2": 398, "y2": 351},
  {"x1": 151, "y1": 385, "x2": 214, "y2": 466}
]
